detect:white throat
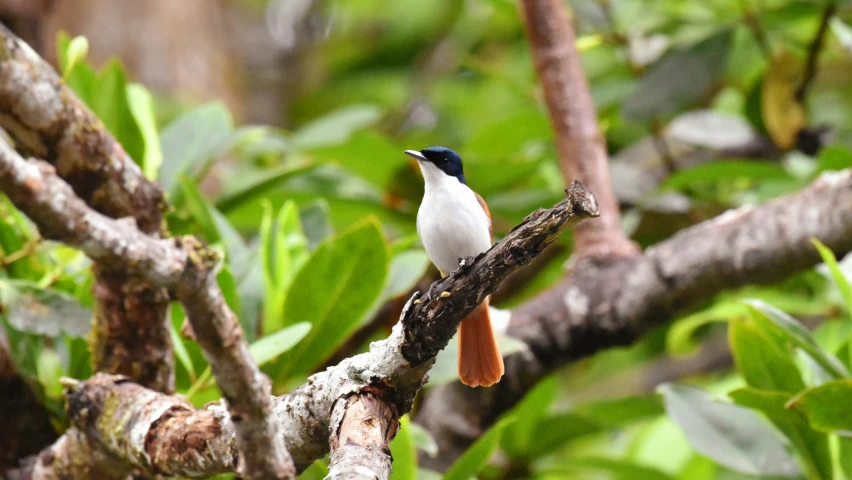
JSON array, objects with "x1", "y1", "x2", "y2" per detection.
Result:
[{"x1": 419, "y1": 161, "x2": 458, "y2": 192}]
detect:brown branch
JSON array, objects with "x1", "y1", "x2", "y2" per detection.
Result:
[
  {"x1": 520, "y1": 0, "x2": 636, "y2": 257},
  {"x1": 416, "y1": 169, "x2": 852, "y2": 469},
  {"x1": 0, "y1": 142, "x2": 295, "y2": 479},
  {"x1": 795, "y1": 2, "x2": 836, "y2": 102},
  {"x1": 328, "y1": 392, "x2": 398, "y2": 480}
]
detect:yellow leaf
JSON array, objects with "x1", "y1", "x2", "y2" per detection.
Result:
[{"x1": 761, "y1": 50, "x2": 806, "y2": 149}]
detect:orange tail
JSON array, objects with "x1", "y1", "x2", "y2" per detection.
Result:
[{"x1": 458, "y1": 299, "x2": 504, "y2": 387}]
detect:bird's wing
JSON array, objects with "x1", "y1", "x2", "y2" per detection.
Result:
[{"x1": 475, "y1": 192, "x2": 492, "y2": 237}]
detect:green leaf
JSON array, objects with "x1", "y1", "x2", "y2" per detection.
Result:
[
  {"x1": 180, "y1": 177, "x2": 221, "y2": 244},
  {"x1": 215, "y1": 163, "x2": 317, "y2": 213},
  {"x1": 839, "y1": 436, "x2": 852, "y2": 480},
  {"x1": 126, "y1": 83, "x2": 163, "y2": 180},
  {"x1": 501, "y1": 377, "x2": 556, "y2": 457},
  {"x1": 788, "y1": 380, "x2": 852, "y2": 432},
  {"x1": 260, "y1": 201, "x2": 309, "y2": 334},
  {"x1": 159, "y1": 103, "x2": 233, "y2": 192},
  {"x1": 667, "y1": 302, "x2": 746, "y2": 355},
  {"x1": 729, "y1": 387, "x2": 832, "y2": 480},
  {"x1": 292, "y1": 104, "x2": 383, "y2": 149},
  {"x1": 812, "y1": 238, "x2": 852, "y2": 316},
  {"x1": 36, "y1": 346, "x2": 64, "y2": 399},
  {"x1": 658, "y1": 383, "x2": 801, "y2": 477},
  {"x1": 524, "y1": 395, "x2": 663, "y2": 458},
  {"x1": 444, "y1": 417, "x2": 514, "y2": 480},
  {"x1": 408, "y1": 421, "x2": 438, "y2": 457},
  {"x1": 89, "y1": 60, "x2": 146, "y2": 165},
  {"x1": 381, "y1": 250, "x2": 430, "y2": 302},
  {"x1": 188, "y1": 322, "x2": 311, "y2": 400},
  {"x1": 61, "y1": 36, "x2": 89, "y2": 79},
  {"x1": 816, "y1": 145, "x2": 852, "y2": 173},
  {"x1": 747, "y1": 300, "x2": 849, "y2": 379},
  {"x1": 729, "y1": 319, "x2": 805, "y2": 394},
  {"x1": 389, "y1": 416, "x2": 416, "y2": 480},
  {"x1": 306, "y1": 131, "x2": 402, "y2": 190},
  {"x1": 249, "y1": 322, "x2": 312, "y2": 366},
  {"x1": 624, "y1": 29, "x2": 732, "y2": 121},
  {"x1": 170, "y1": 322, "x2": 197, "y2": 381},
  {"x1": 662, "y1": 160, "x2": 790, "y2": 191},
  {"x1": 537, "y1": 458, "x2": 675, "y2": 480},
  {"x1": 274, "y1": 219, "x2": 388, "y2": 380}
]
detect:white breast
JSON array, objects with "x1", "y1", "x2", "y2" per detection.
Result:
[{"x1": 417, "y1": 168, "x2": 491, "y2": 275}]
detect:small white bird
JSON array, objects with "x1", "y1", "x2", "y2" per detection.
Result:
[{"x1": 405, "y1": 146, "x2": 504, "y2": 387}]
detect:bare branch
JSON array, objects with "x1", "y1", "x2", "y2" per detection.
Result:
[
  {"x1": 519, "y1": 0, "x2": 636, "y2": 257},
  {"x1": 0, "y1": 141, "x2": 296, "y2": 479},
  {"x1": 417, "y1": 168, "x2": 852, "y2": 468}
]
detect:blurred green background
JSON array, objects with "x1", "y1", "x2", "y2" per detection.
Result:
[{"x1": 3, "y1": 0, "x2": 852, "y2": 478}]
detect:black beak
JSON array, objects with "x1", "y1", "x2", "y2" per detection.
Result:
[{"x1": 404, "y1": 150, "x2": 428, "y2": 162}]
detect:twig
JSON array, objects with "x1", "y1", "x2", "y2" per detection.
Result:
[
  {"x1": 795, "y1": 2, "x2": 837, "y2": 102},
  {"x1": 0, "y1": 141, "x2": 296, "y2": 479}
]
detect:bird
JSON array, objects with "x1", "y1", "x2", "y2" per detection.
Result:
[{"x1": 405, "y1": 146, "x2": 504, "y2": 387}]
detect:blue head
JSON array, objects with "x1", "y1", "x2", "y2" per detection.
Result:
[{"x1": 404, "y1": 146, "x2": 466, "y2": 184}]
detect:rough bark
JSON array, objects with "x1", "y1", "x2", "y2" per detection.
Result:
[
  {"x1": 7, "y1": 427, "x2": 129, "y2": 480},
  {"x1": 328, "y1": 392, "x2": 398, "y2": 480},
  {"x1": 416, "y1": 169, "x2": 852, "y2": 469},
  {"x1": 520, "y1": 0, "x2": 635, "y2": 257},
  {"x1": 0, "y1": 137, "x2": 598, "y2": 477},
  {"x1": 0, "y1": 342, "x2": 57, "y2": 475},
  {"x1": 0, "y1": 21, "x2": 174, "y2": 396},
  {"x1": 90, "y1": 267, "x2": 173, "y2": 392},
  {"x1": 0, "y1": 23, "x2": 163, "y2": 232},
  {"x1": 0, "y1": 141, "x2": 296, "y2": 479}
]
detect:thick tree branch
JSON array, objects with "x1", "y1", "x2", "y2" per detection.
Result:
[
  {"x1": 328, "y1": 391, "x2": 398, "y2": 480},
  {"x1": 0, "y1": 23, "x2": 163, "y2": 232},
  {"x1": 520, "y1": 0, "x2": 636, "y2": 257},
  {"x1": 0, "y1": 141, "x2": 296, "y2": 479},
  {"x1": 1, "y1": 141, "x2": 598, "y2": 477},
  {"x1": 417, "y1": 169, "x2": 852, "y2": 468}
]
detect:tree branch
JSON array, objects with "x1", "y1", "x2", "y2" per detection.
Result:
[
  {"x1": 795, "y1": 2, "x2": 836, "y2": 102},
  {"x1": 520, "y1": 0, "x2": 636, "y2": 257},
  {"x1": 0, "y1": 21, "x2": 174, "y2": 395},
  {"x1": 328, "y1": 391, "x2": 398, "y2": 480},
  {"x1": 0, "y1": 137, "x2": 599, "y2": 477},
  {"x1": 0, "y1": 141, "x2": 296, "y2": 479},
  {"x1": 416, "y1": 168, "x2": 852, "y2": 469}
]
